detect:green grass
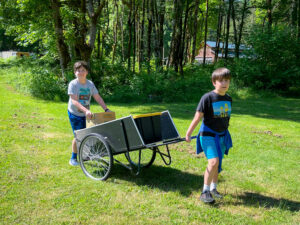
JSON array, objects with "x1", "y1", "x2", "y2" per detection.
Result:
[{"x1": 0, "y1": 66, "x2": 300, "y2": 225}]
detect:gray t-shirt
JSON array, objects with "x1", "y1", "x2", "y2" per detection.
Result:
[{"x1": 68, "y1": 79, "x2": 99, "y2": 117}]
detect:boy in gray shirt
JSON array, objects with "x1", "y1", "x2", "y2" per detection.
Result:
[{"x1": 68, "y1": 61, "x2": 110, "y2": 166}]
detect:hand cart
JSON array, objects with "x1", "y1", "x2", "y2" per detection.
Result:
[{"x1": 75, "y1": 111, "x2": 185, "y2": 180}]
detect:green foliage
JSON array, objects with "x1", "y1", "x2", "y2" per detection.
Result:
[
  {"x1": 229, "y1": 25, "x2": 300, "y2": 95},
  {"x1": 28, "y1": 68, "x2": 68, "y2": 101},
  {"x1": 97, "y1": 63, "x2": 213, "y2": 103},
  {"x1": 6, "y1": 57, "x2": 68, "y2": 101}
]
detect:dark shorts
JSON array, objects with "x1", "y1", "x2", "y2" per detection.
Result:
[{"x1": 68, "y1": 111, "x2": 86, "y2": 135}]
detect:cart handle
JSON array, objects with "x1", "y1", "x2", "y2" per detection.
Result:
[{"x1": 178, "y1": 136, "x2": 197, "y2": 141}]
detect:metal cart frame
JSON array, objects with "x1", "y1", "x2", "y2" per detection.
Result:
[{"x1": 74, "y1": 110, "x2": 184, "y2": 180}]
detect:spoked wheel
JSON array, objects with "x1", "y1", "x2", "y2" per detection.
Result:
[
  {"x1": 125, "y1": 147, "x2": 156, "y2": 168},
  {"x1": 79, "y1": 133, "x2": 113, "y2": 181}
]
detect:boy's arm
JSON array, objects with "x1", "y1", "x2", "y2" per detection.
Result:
[
  {"x1": 93, "y1": 93, "x2": 110, "y2": 111},
  {"x1": 70, "y1": 94, "x2": 93, "y2": 119},
  {"x1": 185, "y1": 111, "x2": 203, "y2": 142}
]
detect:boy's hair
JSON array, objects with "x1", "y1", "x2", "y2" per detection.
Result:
[
  {"x1": 74, "y1": 61, "x2": 88, "y2": 72},
  {"x1": 212, "y1": 67, "x2": 231, "y2": 83}
]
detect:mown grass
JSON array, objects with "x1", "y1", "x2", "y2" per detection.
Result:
[{"x1": 0, "y1": 65, "x2": 299, "y2": 225}]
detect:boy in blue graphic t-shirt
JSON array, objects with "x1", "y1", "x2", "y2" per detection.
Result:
[
  {"x1": 186, "y1": 68, "x2": 232, "y2": 203},
  {"x1": 67, "y1": 61, "x2": 111, "y2": 166}
]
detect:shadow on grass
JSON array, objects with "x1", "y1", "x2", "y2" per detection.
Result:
[
  {"x1": 228, "y1": 192, "x2": 300, "y2": 212},
  {"x1": 110, "y1": 164, "x2": 203, "y2": 197}
]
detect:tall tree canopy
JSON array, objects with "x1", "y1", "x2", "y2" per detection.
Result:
[{"x1": 0, "y1": 0, "x2": 299, "y2": 76}]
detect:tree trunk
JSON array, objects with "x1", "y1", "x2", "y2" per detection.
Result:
[
  {"x1": 180, "y1": 0, "x2": 190, "y2": 71},
  {"x1": 97, "y1": 30, "x2": 101, "y2": 58},
  {"x1": 136, "y1": 2, "x2": 140, "y2": 72},
  {"x1": 215, "y1": 1, "x2": 223, "y2": 62},
  {"x1": 157, "y1": 0, "x2": 165, "y2": 70},
  {"x1": 171, "y1": 0, "x2": 183, "y2": 73},
  {"x1": 225, "y1": 0, "x2": 233, "y2": 60},
  {"x1": 112, "y1": 0, "x2": 118, "y2": 64},
  {"x1": 139, "y1": 0, "x2": 146, "y2": 71},
  {"x1": 50, "y1": 0, "x2": 71, "y2": 77},
  {"x1": 66, "y1": 0, "x2": 105, "y2": 64},
  {"x1": 127, "y1": 0, "x2": 133, "y2": 71},
  {"x1": 184, "y1": 32, "x2": 190, "y2": 65},
  {"x1": 222, "y1": 12, "x2": 226, "y2": 58},
  {"x1": 203, "y1": 0, "x2": 208, "y2": 65},
  {"x1": 231, "y1": 1, "x2": 239, "y2": 58},
  {"x1": 147, "y1": 0, "x2": 153, "y2": 73},
  {"x1": 159, "y1": 0, "x2": 165, "y2": 69},
  {"x1": 120, "y1": 4, "x2": 125, "y2": 62},
  {"x1": 152, "y1": 0, "x2": 165, "y2": 71},
  {"x1": 133, "y1": 0, "x2": 136, "y2": 73},
  {"x1": 237, "y1": 0, "x2": 248, "y2": 58},
  {"x1": 291, "y1": 0, "x2": 298, "y2": 26},
  {"x1": 191, "y1": 0, "x2": 200, "y2": 63},
  {"x1": 266, "y1": 0, "x2": 272, "y2": 28},
  {"x1": 298, "y1": 0, "x2": 300, "y2": 41},
  {"x1": 167, "y1": 24, "x2": 175, "y2": 69}
]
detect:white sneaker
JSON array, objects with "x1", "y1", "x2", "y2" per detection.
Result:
[{"x1": 69, "y1": 158, "x2": 79, "y2": 166}]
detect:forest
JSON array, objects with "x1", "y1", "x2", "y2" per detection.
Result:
[{"x1": 0, "y1": 0, "x2": 300, "y2": 102}]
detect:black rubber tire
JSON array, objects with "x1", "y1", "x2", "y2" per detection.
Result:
[
  {"x1": 79, "y1": 133, "x2": 113, "y2": 181},
  {"x1": 125, "y1": 148, "x2": 156, "y2": 168}
]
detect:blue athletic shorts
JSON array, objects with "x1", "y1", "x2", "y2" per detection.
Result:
[
  {"x1": 200, "y1": 136, "x2": 226, "y2": 159},
  {"x1": 68, "y1": 111, "x2": 86, "y2": 135}
]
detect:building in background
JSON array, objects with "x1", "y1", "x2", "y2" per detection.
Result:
[
  {"x1": 0, "y1": 50, "x2": 30, "y2": 58},
  {"x1": 195, "y1": 41, "x2": 247, "y2": 64}
]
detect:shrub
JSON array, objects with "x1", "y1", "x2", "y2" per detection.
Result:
[
  {"x1": 28, "y1": 68, "x2": 68, "y2": 101},
  {"x1": 231, "y1": 25, "x2": 300, "y2": 94},
  {"x1": 98, "y1": 65, "x2": 213, "y2": 103},
  {"x1": 6, "y1": 57, "x2": 68, "y2": 101}
]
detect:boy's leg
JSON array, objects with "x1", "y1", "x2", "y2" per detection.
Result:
[
  {"x1": 210, "y1": 170, "x2": 223, "y2": 198},
  {"x1": 211, "y1": 168, "x2": 219, "y2": 184},
  {"x1": 72, "y1": 138, "x2": 77, "y2": 154},
  {"x1": 69, "y1": 138, "x2": 79, "y2": 166},
  {"x1": 68, "y1": 111, "x2": 85, "y2": 166},
  {"x1": 200, "y1": 158, "x2": 219, "y2": 203},
  {"x1": 210, "y1": 137, "x2": 227, "y2": 198},
  {"x1": 200, "y1": 136, "x2": 220, "y2": 203},
  {"x1": 204, "y1": 157, "x2": 219, "y2": 187}
]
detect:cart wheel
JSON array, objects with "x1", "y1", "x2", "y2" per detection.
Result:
[
  {"x1": 79, "y1": 133, "x2": 113, "y2": 181},
  {"x1": 125, "y1": 147, "x2": 156, "y2": 168}
]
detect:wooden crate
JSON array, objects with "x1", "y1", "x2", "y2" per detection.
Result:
[{"x1": 86, "y1": 112, "x2": 116, "y2": 128}]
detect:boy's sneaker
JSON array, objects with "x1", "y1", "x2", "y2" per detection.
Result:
[
  {"x1": 200, "y1": 191, "x2": 215, "y2": 203},
  {"x1": 210, "y1": 189, "x2": 223, "y2": 199},
  {"x1": 69, "y1": 158, "x2": 79, "y2": 166}
]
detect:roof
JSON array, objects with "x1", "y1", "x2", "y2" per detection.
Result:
[{"x1": 205, "y1": 41, "x2": 247, "y2": 50}]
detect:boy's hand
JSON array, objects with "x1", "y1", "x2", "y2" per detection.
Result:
[
  {"x1": 185, "y1": 135, "x2": 191, "y2": 143},
  {"x1": 85, "y1": 110, "x2": 93, "y2": 119}
]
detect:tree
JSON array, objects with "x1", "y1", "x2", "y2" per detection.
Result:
[
  {"x1": 50, "y1": 0, "x2": 71, "y2": 76},
  {"x1": 191, "y1": 0, "x2": 200, "y2": 63},
  {"x1": 203, "y1": 0, "x2": 209, "y2": 65}
]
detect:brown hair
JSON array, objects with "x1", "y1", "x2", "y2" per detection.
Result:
[
  {"x1": 74, "y1": 61, "x2": 88, "y2": 72},
  {"x1": 212, "y1": 67, "x2": 231, "y2": 83}
]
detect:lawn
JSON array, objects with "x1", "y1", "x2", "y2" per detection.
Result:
[{"x1": 0, "y1": 66, "x2": 299, "y2": 225}]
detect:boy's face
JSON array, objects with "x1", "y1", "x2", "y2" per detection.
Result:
[
  {"x1": 75, "y1": 66, "x2": 88, "y2": 80},
  {"x1": 213, "y1": 78, "x2": 230, "y2": 95}
]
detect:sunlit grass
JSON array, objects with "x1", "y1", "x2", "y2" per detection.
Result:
[{"x1": 0, "y1": 66, "x2": 299, "y2": 224}]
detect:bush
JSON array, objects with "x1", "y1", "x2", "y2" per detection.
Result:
[
  {"x1": 98, "y1": 65, "x2": 213, "y2": 103},
  {"x1": 7, "y1": 57, "x2": 68, "y2": 101},
  {"x1": 231, "y1": 25, "x2": 300, "y2": 94},
  {"x1": 28, "y1": 68, "x2": 68, "y2": 101}
]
